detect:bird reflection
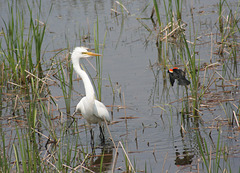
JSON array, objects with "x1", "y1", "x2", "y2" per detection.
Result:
[
  {"x1": 175, "y1": 146, "x2": 194, "y2": 166},
  {"x1": 175, "y1": 149, "x2": 194, "y2": 166},
  {"x1": 88, "y1": 146, "x2": 113, "y2": 172}
]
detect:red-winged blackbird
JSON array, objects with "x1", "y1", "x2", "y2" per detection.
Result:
[{"x1": 167, "y1": 67, "x2": 190, "y2": 86}]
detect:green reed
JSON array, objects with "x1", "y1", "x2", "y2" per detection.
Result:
[
  {"x1": 163, "y1": 0, "x2": 182, "y2": 25},
  {"x1": 0, "y1": 133, "x2": 8, "y2": 172},
  {"x1": 152, "y1": 0, "x2": 164, "y2": 65},
  {"x1": 57, "y1": 54, "x2": 73, "y2": 115},
  {"x1": 1, "y1": 0, "x2": 52, "y2": 87},
  {"x1": 13, "y1": 114, "x2": 43, "y2": 172},
  {"x1": 28, "y1": 1, "x2": 52, "y2": 78},
  {"x1": 2, "y1": 1, "x2": 31, "y2": 84},
  {"x1": 152, "y1": 0, "x2": 185, "y2": 68},
  {"x1": 151, "y1": 0, "x2": 195, "y2": 115},
  {"x1": 153, "y1": 0, "x2": 161, "y2": 27},
  {"x1": 94, "y1": 18, "x2": 102, "y2": 101},
  {"x1": 196, "y1": 130, "x2": 232, "y2": 173},
  {"x1": 0, "y1": 1, "x2": 112, "y2": 172},
  {"x1": 181, "y1": 34, "x2": 200, "y2": 116},
  {"x1": 175, "y1": 0, "x2": 182, "y2": 21},
  {"x1": 218, "y1": 0, "x2": 239, "y2": 65},
  {"x1": 94, "y1": 18, "x2": 107, "y2": 101},
  {"x1": 15, "y1": 127, "x2": 29, "y2": 172}
]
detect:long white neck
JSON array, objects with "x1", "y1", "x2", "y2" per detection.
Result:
[{"x1": 72, "y1": 55, "x2": 95, "y2": 100}]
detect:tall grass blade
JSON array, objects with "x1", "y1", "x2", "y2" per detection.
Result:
[
  {"x1": 13, "y1": 144, "x2": 20, "y2": 173},
  {"x1": 57, "y1": 56, "x2": 73, "y2": 115},
  {"x1": 94, "y1": 17, "x2": 102, "y2": 101},
  {"x1": 153, "y1": 0, "x2": 161, "y2": 27}
]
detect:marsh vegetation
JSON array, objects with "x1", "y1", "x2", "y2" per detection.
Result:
[{"x1": 0, "y1": 0, "x2": 240, "y2": 172}]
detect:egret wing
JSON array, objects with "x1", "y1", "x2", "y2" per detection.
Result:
[{"x1": 93, "y1": 100, "x2": 111, "y2": 123}]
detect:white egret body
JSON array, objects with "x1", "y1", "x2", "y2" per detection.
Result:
[{"x1": 71, "y1": 47, "x2": 110, "y2": 130}]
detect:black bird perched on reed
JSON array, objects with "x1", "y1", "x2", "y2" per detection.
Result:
[{"x1": 168, "y1": 67, "x2": 190, "y2": 86}]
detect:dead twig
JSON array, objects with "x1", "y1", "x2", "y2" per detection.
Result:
[
  {"x1": 112, "y1": 141, "x2": 136, "y2": 173},
  {"x1": 115, "y1": 1, "x2": 130, "y2": 15},
  {"x1": 233, "y1": 111, "x2": 239, "y2": 127}
]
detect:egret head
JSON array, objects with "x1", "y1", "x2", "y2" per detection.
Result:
[{"x1": 72, "y1": 47, "x2": 101, "y2": 60}]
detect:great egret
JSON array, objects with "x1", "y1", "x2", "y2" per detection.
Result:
[
  {"x1": 168, "y1": 67, "x2": 190, "y2": 86},
  {"x1": 71, "y1": 47, "x2": 110, "y2": 143}
]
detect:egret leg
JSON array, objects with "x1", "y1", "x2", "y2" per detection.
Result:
[
  {"x1": 99, "y1": 125, "x2": 105, "y2": 144},
  {"x1": 90, "y1": 128, "x2": 94, "y2": 149}
]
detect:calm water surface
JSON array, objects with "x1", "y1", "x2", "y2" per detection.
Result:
[{"x1": 1, "y1": 0, "x2": 240, "y2": 172}]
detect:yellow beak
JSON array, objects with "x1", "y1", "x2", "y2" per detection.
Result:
[{"x1": 83, "y1": 52, "x2": 102, "y2": 56}]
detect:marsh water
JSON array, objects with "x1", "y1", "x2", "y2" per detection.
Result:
[{"x1": 1, "y1": 0, "x2": 240, "y2": 172}]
